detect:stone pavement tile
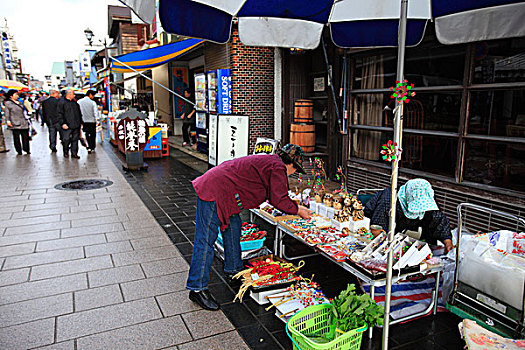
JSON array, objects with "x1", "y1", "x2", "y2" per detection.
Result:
[
  {"x1": 70, "y1": 204, "x2": 97, "y2": 213},
  {"x1": 141, "y1": 257, "x2": 189, "y2": 278},
  {"x1": 76, "y1": 316, "x2": 192, "y2": 350},
  {"x1": 0, "y1": 204, "x2": 25, "y2": 213},
  {"x1": 0, "y1": 273, "x2": 87, "y2": 305},
  {"x1": 0, "y1": 293, "x2": 72, "y2": 327},
  {"x1": 24, "y1": 202, "x2": 80, "y2": 212},
  {"x1": 36, "y1": 234, "x2": 107, "y2": 252},
  {"x1": 76, "y1": 197, "x2": 113, "y2": 206},
  {"x1": 122, "y1": 220, "x2": 162, "y2": 231},
  {"x1": 0, "y1": 242, "x2": 35, "y2": 257},
  {"x1": 130, "y1": 235, "x2": 173, "y2": 250},
  {"x1": 44, "y1": 196, "x2": 90, "y2": 205},
  {"x1": 156, "y1": 290, "x2": 200, "y2": 316},
  {"x1": 88, "y1": 265, "x2": 145, "y2": 288},
  {"x1": 120, "y1": 272, "x2": 187, "y2": 301},
  {"x1": 29, "y1": 193, "x2": 94, "y2": 200},
  {"x1": 61, "y1": 223, "x2": 124, "y2": 238},
  {"x1": 2, "y1": 247, "x2": 84, "y2": 270},
  {"x1": 61, "y1": 208, "x2": 117, "y2": 221},
  {"x1": 0, "y1": 258, "x2": 4, "y2": 269},
  {"x1": 84, "y1": 241, "x2": 133, "y2": 257},
  {"x1": 0, "y1": 230, "x2": 59, "y2": 247},
  {"x1": 112, "y1": 245, "x2": 180, "y2": 267},
  {"x1": 0, "y1": 192, "x2": 27, "y2": 199},
  {"x1": 105, "y1": 228, "x2": 164, "y2": 242},
  {"x1": 0, "y1": 267, "x2": 30, "y2": 286},
  {"x1": 74, "y1": 284, "x2": 123, "y2": 312},
  {"x1": 11, "y1": 207, "x2": 67, "y2": 219},
  {"x1": 56, "y1": 298, "x2": 162, "y2": 341},
  {"x1": 32, "y1": 340, "x2": 75, "y2": 350},
  {"x1": 0, "y1": 198, "x2": 44, "y2": 208},
  {"x1": 0, "y1": 214, "x2": 62, "y2": 229},
  {"x1": 21, "y1": 189, "x2": 48, "y2": 195},
  {"x1": 181, "y1": 310, "x2": 235, "y2": 339},
  {"x1": 30, "y1": 255, "x2": 113, "y2": 281},
  {"x1": 4, "y1": 221, "x2": 71, "y2": 236},
  {"x1": 71, "y1": 215, "x2": 127, "y2": 228},
  {"x1": 0, "y1": 318, "x2": 55, "y2": 350},
  {"x1": 0, "y1": 212, "x2": 12, "y2": 220},
  {"x1": 178, "y1": 331, "x2": 249, "y2": 350},
  {"x1": 96, "y1": 202, "x2": 146, "y2": 211}
]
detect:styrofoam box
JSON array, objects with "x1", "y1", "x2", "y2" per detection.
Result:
[
  {"x1": 309, "y1": 201, "x2": 317, "y2": 212},
  {"x1": 348, "y1": 217, "x2": 370, "y2": 233},
  {"x1": 249, "y1": 287, "x2": 288, "y2": 305},
  {"x1": 331, "y1": 218, "x2": 350, "y2": 231},
  {"x1": 326, "y1": 207, "x2": 335, "y2": 219}
]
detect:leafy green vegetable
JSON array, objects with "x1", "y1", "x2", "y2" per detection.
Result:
[{"x1": 329, "y1": 284, "x2": 384, "y2": 339}]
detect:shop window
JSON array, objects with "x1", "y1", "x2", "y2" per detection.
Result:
[
  {"x1": 473, "y1": 39, "x2": 525, "y2": 84},
  {"x1": 352, "y1": 91, "x2": 461, "y2": 132},
  {"x1": 468, "y1": 89, "x2": 525, "y2": 137},
  {"x1": 353, "y1": 44, "x2": 465, "y2": 90},
  {"x1": 464, "y1": 140, "x2": 525, "y2": 192},
  {"x1": 351, "y1": 129, "x2": 457, "y2": 177}
]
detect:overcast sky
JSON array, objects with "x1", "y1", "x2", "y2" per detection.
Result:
[{"x1": 2, "y1": 0, "x2": 122, "y2": 80}]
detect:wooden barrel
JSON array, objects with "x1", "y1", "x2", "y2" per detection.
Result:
[
  {"x1": 290, "y1": 123, "x2": 315, "y2": 152},
  {"x1": 294, "y1": 99, "x2": 313, "y2": 124}
]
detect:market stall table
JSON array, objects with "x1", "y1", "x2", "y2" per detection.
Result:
[{"x1": 277, "y1": 222, "x2": 443, "y2": 338}]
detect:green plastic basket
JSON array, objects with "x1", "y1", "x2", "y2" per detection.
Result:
[{"x1": 286, "y1": 304, "x2": 368, "y2": 350}]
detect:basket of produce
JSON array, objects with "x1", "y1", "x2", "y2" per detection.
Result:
[
  {"x1": 286, "y1": 284, "x2": 383, "y2": 350},
  {"x1": 217, "y1": 222, "x2": 267, "y2": 251}
]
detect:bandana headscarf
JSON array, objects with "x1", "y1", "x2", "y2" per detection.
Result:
[{"x1": 398, "y1": 179, "x2": 439, "y2": 220}]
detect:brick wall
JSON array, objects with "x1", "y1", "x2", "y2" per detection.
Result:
[{"x1": 229, "y1": 28, "x2": 274, "y2": 152}]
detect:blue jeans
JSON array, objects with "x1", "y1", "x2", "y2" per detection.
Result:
[{"x1": 186, "y1": 198, "x2": 244, "y2": 291}]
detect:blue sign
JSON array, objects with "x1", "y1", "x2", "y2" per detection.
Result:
[{"x1": 216, "y1": 69, "x2": 231, "y2": 114}]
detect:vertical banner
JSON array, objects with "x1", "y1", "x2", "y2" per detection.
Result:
[
  {"x1": 172, "y1": 67, "x2": 188, "y2": 118},
  {"x1": 208, "y1": 114, "x2": 218, "y2": 166},
  {"x1": 1, "y1": 32, "x2": 13, "y2": 70},
  {"x1": 217, "y1": 69, "x2": 231, "y2": 114},
  {"x1": 216, "y1": 114, "x2": 249, "y2": 165},
  {"x1": 104, "y1": 77, "x2": 112, "y2": 112}
]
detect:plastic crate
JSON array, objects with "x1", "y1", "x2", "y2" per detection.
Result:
[
  {"x1": 217, "y1": 231, "x2": 266, "y2": 251},
  {"x1": 286, "y1": 304, "x2": 367, "y2": 350},
  {"x1": 161, "y1": 139, "x2": 169, "y2": 157}
]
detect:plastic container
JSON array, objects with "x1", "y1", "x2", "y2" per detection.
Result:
[
  {"x1": 217, "y1": 231, "x2": 266, "y2": 251},
  {"x1": 286, "y1": 304, "x2": 367, "y2": 350}
]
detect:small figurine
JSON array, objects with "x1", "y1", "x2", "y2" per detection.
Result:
[
  {"x1": 323, "y1": 193, "x2": 333, "y2": 208},
  {"x1": 333, "y1": 196, "x2": 344, "y2": 210}
]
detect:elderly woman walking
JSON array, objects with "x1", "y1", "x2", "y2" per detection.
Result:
[{"x1": 4, "y1": 89, "x2": 31, "y2": 155}]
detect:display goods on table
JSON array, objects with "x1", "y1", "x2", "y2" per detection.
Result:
[
  {"x1": 266, "y1": 280, "x2": 328, "y2": 320},
  {"x1": 233, "y1": 255, "x2": 303, "y2": 302},
  {"x1": 217, "y1": 221, "x2": 267, "y2": 251},
  {"x1": 258, "y1": 202, "x2": 298, "y2": 223}
]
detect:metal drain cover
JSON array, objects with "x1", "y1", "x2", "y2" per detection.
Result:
[{"x1": 55, "y1": 179, "x2": 113, "y2": 191}]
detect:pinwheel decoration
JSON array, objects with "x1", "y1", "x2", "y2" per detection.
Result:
[
  {"x1": 390, "y1": 80, "x2": 415, "y2": 104},
  {"x1": 381, "y1": 140, "x2": 398, "y2": 162}
]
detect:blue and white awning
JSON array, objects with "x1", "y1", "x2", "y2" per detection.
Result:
[
  {"x1": 122, "y1": 0, "x2": 525, "y2": 49},
  {"x1": 110, "y1": 38, "x2": 203, "y2": 73}
]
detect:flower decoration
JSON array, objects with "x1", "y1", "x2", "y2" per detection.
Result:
[
  {"x1": 390, "y1": 80, "x2": 415, "y2": 104},
  {"x1": 381, "y1": 140, "x2": 398, "y2": 162}
]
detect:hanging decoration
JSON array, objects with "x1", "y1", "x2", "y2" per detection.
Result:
[
  {"x1": 333, "y1": 165, "x2": 347, "y2": 195},
  {"x1": 381, "y1": 140, "x2": 398, "y2": 162},
  {"x1": 390, "y1": 80, "x2": 415, "y2": 104},
  {"x1": 310, "y1": 157, "x2": 327, "y2": 194}
]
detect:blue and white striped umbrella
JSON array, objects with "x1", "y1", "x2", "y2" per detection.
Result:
[{"x1": 134, "y1": 0, "x2": 525, "y2": 49}]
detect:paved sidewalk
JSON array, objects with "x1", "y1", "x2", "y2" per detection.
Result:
[{"x1": 0, "y1": 124, "x2": 248, "y2": 350}]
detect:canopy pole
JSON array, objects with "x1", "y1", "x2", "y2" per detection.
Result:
[
  {"x1": 382, "y1": 0, "x2": 408, "y2": 349},
  {"x1": 320, "y1": 36, "x2": 343, "y2": 134},
  {"x1": 108, "y1": 55, "x2": 196, "y2": 107}
]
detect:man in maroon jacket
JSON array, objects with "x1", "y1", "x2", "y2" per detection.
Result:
[{"x1": 187, "y1": 144, "x2": 311, "y2": 310}]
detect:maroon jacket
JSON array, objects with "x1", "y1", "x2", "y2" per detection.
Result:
[{"x1": 192, "y1": 154, "x2": 298, "y2": 230}]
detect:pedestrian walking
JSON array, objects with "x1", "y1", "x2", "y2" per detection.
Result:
[
  {"x1": 4, "y1": 89, "x2": 30, "y2": 155},
  {"x1": 20, "y1": 94, "x2": 34, "y2": 118},
  {"x1": 42, "y1": 90, "x2": 61, "y2": 152},
  {"x1": 0, "y1": 92, "x2": 9, "y2": 153},
  {"x1": 39, "y1": 93, "x2": 48, "y2": 126},
  {"x1": 78, "y1": 90, "x2": 99, "y2": 153},
  {"x1": 32, "y1": 96, "x2": 41, "y2": 123},
  {"x1": 57, "y1": 89, "x2": 82, "y2": 158},
  {"x1": 186, "y1": 144, "x2": 311, "y2": 310},
  {"x1": 180, "y1": 88, "x2": 196, "y2": 147}
]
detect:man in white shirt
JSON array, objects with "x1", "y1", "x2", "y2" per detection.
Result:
[{"x1": 77, "y1": 90, "x2": 99, "y2": 153}]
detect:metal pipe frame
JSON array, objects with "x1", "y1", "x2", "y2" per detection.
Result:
[{"x1": 108, "y1": 55, "x2": 196, "y2": 107}]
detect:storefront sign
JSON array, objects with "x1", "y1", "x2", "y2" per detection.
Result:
[
  {"x1": 208, "y1": 114, "x2": 218, "y2": 166},
  {"x1": 216, "y1": 115, "x2": 249, "y2": 165},
  {"x1": 144, "y1": 126, "x2": 162, "y2": 151},
  {"x1": 79, "y1": 52, "x2": 91, "y2": 73},
  {"x1": 253, "y1": 137, "x2": 279, "y2": 155},
  {"x1": 117, "y1": 118, "x2": 149, "y2": 152},
  {"x1": 2, "y1": 33, "x2": 12, "y2": 70},
  {"x1": 217, "y1": 69, "x2": 231, "y2": 114}
]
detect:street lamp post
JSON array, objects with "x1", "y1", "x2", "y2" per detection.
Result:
[{"x1": 84, "y1": 28, "x2": 110, "y2": 110}]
